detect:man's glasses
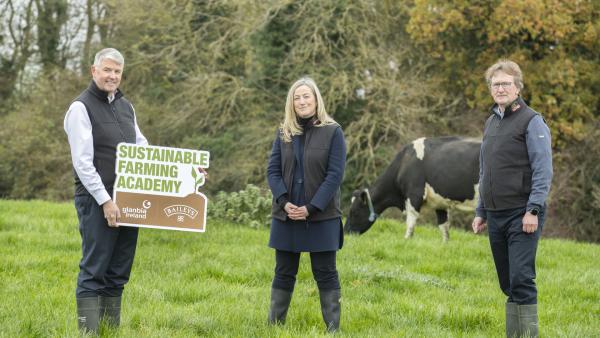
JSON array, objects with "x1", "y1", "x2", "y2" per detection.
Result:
[{"x1": 491, "y1": 82, "x2": 513, "y2": 90}]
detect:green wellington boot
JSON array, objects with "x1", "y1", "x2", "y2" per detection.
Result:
[
  {"x1": 268, "y1": 288, "x2": 293, "y2": 325},
  {"x1": 99, "y1": 296, "x2": 122, "y2": 327},
  {"x1": 77, "y1": 297, "x2": 100, "y2": 335},
  {"x1": 505, "y1": 302, "x2": 519, "y2": 337},
  {"x1": 319, "y1": 288, "x2": 341, "y2": 333},
  {"x1": 518, "y1": 304, "x2": 539, "y2": 338}
]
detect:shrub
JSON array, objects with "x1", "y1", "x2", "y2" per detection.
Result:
[
  {"x1": 547, "y1": 124, "x2": 600, "y2": 243},
  {"x1": 208, "y1": 184, "x2": 272, "y2": 229}
]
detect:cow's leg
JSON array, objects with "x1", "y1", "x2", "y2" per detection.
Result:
[
  {"x1": 404, "y1": 199, "x2": 420, "y2": 239},
  {"x1": 435, "y1": 209, "x2": 450, "y2": 242}
]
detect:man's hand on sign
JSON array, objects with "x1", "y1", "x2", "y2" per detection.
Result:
[{"x1": 103, "y1": 200, "x2": 121, "y2": 227}]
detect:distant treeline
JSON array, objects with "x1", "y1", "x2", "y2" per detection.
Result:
[{"x1": 1, "y1": 0, "x2": 599, "y2": 241}]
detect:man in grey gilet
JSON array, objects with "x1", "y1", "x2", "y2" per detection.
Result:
[
  {"x1": 64, "y1": 48, "x2": 148, "y2": 334},
  {"x1": 472, "y1": 59, "x2": 552, "y2": 338}
]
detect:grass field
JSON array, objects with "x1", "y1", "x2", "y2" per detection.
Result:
[{"x1": 0, "y1": 199, "x2": 599, "y2": 337}]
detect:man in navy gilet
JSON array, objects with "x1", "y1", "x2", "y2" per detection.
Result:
[
  {"x1": 472, "y1": 59, "x2": 553, "y2": 338},
  {"x1": 64, "y1": 48, "x2": 148, "y2": 334}
]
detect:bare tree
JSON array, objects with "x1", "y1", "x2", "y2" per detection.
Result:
[
  {"x1": 34, "y1": 0, "x2": 68, "y2": 72},
  {"x1": 80, "y1": 0, "x2": 94, "y2": 73},
  {"x1": 95, "y1": 0, "x2": 112, "y2": 45},
  {"x1": 0, "y1": 0, "x2": 35, "y2": 102},
  {"x1": 80, "y1": 0, "x2": 110, "y2": 73}
]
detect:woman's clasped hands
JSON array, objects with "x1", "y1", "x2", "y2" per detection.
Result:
[{"x1": 284, "y1": 202, "x2": 309, "y2": 220}]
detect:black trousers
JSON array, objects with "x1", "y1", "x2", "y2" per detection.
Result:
[
  {"x1": 75, "y1": 195, "x2": 139, "y2": 298},
  {"x1": 487, "y1": 206, "x2": 545, "y2": 305},
  {"x1": 272, "y1": 250, "x2": 340, "y2": 292}
]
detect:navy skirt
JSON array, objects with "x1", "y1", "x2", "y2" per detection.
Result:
[{"x1": 268, "y1": 217, "x2": 343, "y2": 253}]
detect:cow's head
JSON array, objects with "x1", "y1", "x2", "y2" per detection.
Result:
[{"x1": 344, "y1": 188, "x2": 378, "y2": 234}]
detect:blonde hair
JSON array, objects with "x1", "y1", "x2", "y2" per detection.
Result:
[
  {"x1": 485, "y1": 59, "x2": 524, "y2": 90},
  {"x1": 279, "y1": 77, "x2": 337, "y2": 142}
]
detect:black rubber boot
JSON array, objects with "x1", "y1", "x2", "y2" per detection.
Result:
[
  {"x1": 99, "y1": 296, "x2": 121, "y2": 327},
  {"x1": 319, "y1": 288, "x2": 341, "y2": 333},
  {"x1": 519, "y1": 304, "x2": 539, "y2": 337},
  {"x1": 505, "y1": 302, "x2": 519, "y2": 337},
  {"x1": 268, "y1": 288, "x2": 293, "y2": 325},
  {"x1": 77, "y1": 296, "x2": 99, "y2": 335}
]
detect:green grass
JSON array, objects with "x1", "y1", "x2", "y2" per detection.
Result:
[{"x1": 0, "y1": 200, "x2": 599, "y2": 337}]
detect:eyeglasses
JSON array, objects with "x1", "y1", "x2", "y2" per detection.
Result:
[{"x1": 491, "y1": 82, "x2": 514, "y2": 90}]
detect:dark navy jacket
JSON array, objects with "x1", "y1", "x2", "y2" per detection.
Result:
[{"x1": 267, "y1": 123, "x2": 346, "y2": 252}]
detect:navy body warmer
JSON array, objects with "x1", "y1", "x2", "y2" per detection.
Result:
[
  {"x1": 73, "y1": 81, "x2": 136, "y2": 196},
  {"x1": 480, "y1": 97, "x2": 538, "y2": 210}
]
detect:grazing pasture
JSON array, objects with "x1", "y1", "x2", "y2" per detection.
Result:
[{"x1": 0, "y1": 200, "x2": 598, "y2": 337}]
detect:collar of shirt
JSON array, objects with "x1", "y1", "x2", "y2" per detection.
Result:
[{"x1": 493, "y1": 106, "x2": 504, "y2": 119}]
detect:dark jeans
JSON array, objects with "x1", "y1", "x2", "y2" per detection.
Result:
[
  {"x1": 75, "y1": 195, "x2": 139, "y2": 298},
  {"x1": 487, "y1": 206, "x2": 545, "y2": 305},
  {"x1": 272, "y1": 250, "x2": 340, "y2": 291}
]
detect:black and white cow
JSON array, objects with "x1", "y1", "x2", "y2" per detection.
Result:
[{"x1": 345, "y1": 136, "x2": 481, "y2": 241}]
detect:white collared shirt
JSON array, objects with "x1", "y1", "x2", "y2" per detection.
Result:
[{"x1": 64, "y1": 98, "x2": 148, "y2": 205}]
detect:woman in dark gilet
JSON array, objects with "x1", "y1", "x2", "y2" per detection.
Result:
[{"x1": 266, "y1": 77, "x2": 346, "y2": 332}]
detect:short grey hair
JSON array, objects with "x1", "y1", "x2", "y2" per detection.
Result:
[
  {"x1": 94, "y1": 48, "x2": 124, "y2": 67},
  {"x1": 485, "y1": 59, "x2": 523, "y2": 90}
]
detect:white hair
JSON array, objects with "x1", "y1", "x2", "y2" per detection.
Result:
[{"x1": 94, "y1": 48, "x2": 124, "y2": 67}]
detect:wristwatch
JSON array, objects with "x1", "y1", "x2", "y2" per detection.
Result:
[{"x1": 528, "y1": 207, "x2": 540, "y2": 216}]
